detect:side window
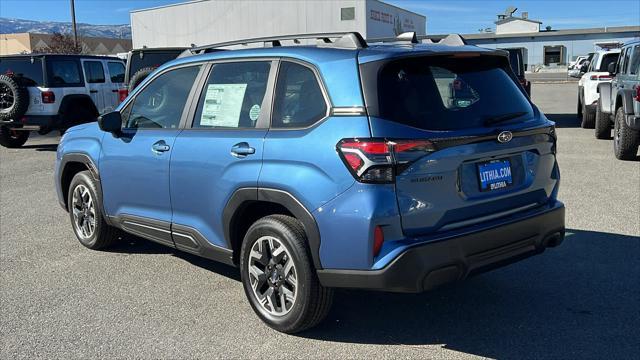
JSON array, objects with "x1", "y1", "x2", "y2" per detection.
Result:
[
  {"x1": 193, "y1": 61, "x2": 271, "y2": 128},
  {"x1": 630, "y1": 46, "x2": 640, "y2": 75},
  {"x1": 83, "y1": 61, "x2": 105, "y2": 83},
  {"x1": 272, "y1": 62, "x2": 327, "y2": 128},
  {"x1": 123, "y1": 65, "x2": 200, "y2": 129},
  {"x1": 621, "y1": 49, "x2": 631, "y2": 74},
  {"x1": 588, "y1": 53, "x2": 599, "y2": 72},
  {"x1": 49, "y1": 60, "x2": 82, "y2": 86},
  {"x1": 107, "y1": 62, "x2": 125, "y2": 83}
]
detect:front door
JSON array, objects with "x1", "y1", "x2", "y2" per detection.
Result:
[
  {"x1": 170, "y1": 60, "x2": 275, "y2": 250},
  {"x1": 100, "y1": 64, "x2": 203, "y2": 245}
]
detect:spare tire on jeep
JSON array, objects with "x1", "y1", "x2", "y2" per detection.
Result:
[
  {"x1": 128, "y1": 67, "x2": 155, "y2": 91},
  {"x1": 0, "y1": 74, "x2": 29, "y2": 121}
]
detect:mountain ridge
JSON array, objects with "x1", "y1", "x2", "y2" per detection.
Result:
[{"x1": 0, "y1": 17, "x2": 131, "y2": 39}]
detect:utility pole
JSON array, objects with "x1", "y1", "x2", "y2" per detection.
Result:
[{"x1": 70, "y1": 0, "x2": 78, "y2": 47}]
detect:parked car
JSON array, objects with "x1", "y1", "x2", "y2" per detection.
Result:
[
  {"x1": 55, "y1": 32, "x2": 565, "y2": 333},
  {"x1": 577, "y1": 49, "x2": 621, "y2": 128},
  {"x1": 121, "y1": 47, "x2": 187, "y2": 96},
  {"x1": 0, "y1": 54, "x2": 125, "y2": 148},
  {"x1": 568, "y1": 54, "x2": 593, "y2": 78},
  {"x1": 501, "y1": 48, "x2": 531, "y2": 96},
  {"x1": 596, "y1": 40, "x2": 640, "y2": 160},
  {"x1": 569, "y1": 55, "x2": 589, "y2": 70}
]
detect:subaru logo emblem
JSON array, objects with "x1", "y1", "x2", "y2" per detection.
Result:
[{"x1": 497, "y1": 131, "x2": 513, "y2": 143}]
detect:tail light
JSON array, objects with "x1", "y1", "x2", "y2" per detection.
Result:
[
  {"x1": 590, "y1": 75, "x2": 611, "y2": 81},
  {"x1": 337, "y1": 138, "x2": 436, "y2": 183},
  {"x1": 373, "y1": 225, "x2": 384, "y2": 257},
  {"x1": 118, "y1": 88, "x2": 128, "y2": 102},
  {"x1": 41, "y1": 91, "x2": 55, "y2": 103},
  {"x1": 634, "y1": 85, "x2": 640, "y2": 102}
]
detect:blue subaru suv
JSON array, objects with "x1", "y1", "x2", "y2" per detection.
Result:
[{"x1": 55, "y1": 32, "x2": 565, "y2": 333}]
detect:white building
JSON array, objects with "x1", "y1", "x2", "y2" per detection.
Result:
[
  {"x1": 130, "y1": 0, "x2": 426, "y2": 49},
  {"x1": 495, "y1": 14, "x2": 541, "y2": 35}
]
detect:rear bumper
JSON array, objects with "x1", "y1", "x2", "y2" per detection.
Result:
[
  {"x1": 0, "y1": 115, "x2": 59, "y2": 129},
  {"x1": 317, "y1": 201, "x2": 565, "y2": 293}
]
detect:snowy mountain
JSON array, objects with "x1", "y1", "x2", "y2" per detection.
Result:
[{"x1": 0, "y1": 17, "x2": 131, "y2": 39}]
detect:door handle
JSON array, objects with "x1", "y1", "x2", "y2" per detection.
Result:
[
  {"x1": 112, "y1": 89, "x2": 119, "y2": 93},
  {"x1": 89, "y1": 90, "x2": 98, "y2": 93},
  {"x1": 230, "y1": 142, "x2": 255, "y2": 158},
  {"x1": 152, "y1": 140, "x2": 170, "y2": 154}
]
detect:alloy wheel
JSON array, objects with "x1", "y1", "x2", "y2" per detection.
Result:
[
  {"x1": 0, "y1": 84, "x2": 14, "y2": 110},
  {"x1": 71, "y1": 184, "x2": 96, "y2": 239},
  {"x1": 248, "y1": 236, "x2": 298, "y2": 316}
]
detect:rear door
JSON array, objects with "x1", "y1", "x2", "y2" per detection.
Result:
[
  {"x1": 169, "y1": 60, "x2": 275, "y2": 251},
  {"x1": 359, "y1": 53, "x2": 558, "y2": 236},
  {"x1": 81, "y1": 60, "x2": 107, "y2": 113}
]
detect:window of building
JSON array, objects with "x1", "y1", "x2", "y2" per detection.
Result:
[
  {"x1": 83, "y1": 61, "x2": 105, "y2": 83},
  {"x1": 543, "y1": 45, "x2": 565, "y2": 66},
  {"x1": 341, "y1": 7, "x2": 355, "y2": 21},
  {"x1": 272, "y1": 62, "x2": 327, "y2": 129},
  {"x1": 124, "y1": 65, "x2": 200, "y2": 129},
  {"x1": 193, "y1": 61, "x2": 271, "y2": 129}
]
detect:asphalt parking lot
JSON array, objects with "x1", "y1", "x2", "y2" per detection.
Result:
[{"x1": 1, "y1": 83, "x2": 638, "y2": 359}]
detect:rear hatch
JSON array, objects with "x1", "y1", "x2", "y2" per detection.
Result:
[{"x1": 356, "y1": 50, "x2": 558, "y2": 236}]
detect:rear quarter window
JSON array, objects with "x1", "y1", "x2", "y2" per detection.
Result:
[{"x1": 48, "y1": 59, "x2": 83, "y2": 87}]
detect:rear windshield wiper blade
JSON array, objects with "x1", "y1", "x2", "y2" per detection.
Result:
[{"x1": 484, "y1": 111, "x2": 528, "y2": 126}]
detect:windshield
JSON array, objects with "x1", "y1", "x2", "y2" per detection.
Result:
[
  {"x1": 0, "y1": 57, "x2": 44, "y2": 86},
  {"x1": 371, "y1": 55, "x2": 533, "y2": 131}
]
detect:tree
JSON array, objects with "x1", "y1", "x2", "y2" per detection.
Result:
[{"x1": 33, "y1": 32, "x2": 83, "y2": 54}]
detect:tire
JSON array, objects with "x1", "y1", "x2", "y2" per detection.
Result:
[
  {"x1": 240, "y1": 215, "x2": 333, "y2": 333},
  {"x1": 613, "y1": 107, "x2": 640, "y2": 161},
  {"x1": 0, "y1": 126, "x2": 29, "y2": 148},
  {"x1": 594, "y1": 99, "x2": 611, "y2": 139},
  {"x1": 581, "y1": 100, "x2": 595, "y2": 129},
  {"x1": 0, "y1": 74, "x2": 29, "y2": 121},
  {"x1": 128, "y1": 67, "x2": 155, "y2": 91},
  {"x1": 68, "y1": 171, "x2": 121, "y2": 249},
  {"x1": 577, "y1": 91, "x2": 583, "y2": 119}
]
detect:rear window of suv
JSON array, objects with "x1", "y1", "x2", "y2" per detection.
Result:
[
  {"x1": 368, "y1": 55, "x2": 533, "y2": 131},
  {"x1": 0, "y1": 57, "x2": 44, "y2": 86},
  {"x1": 598, "y1": 53, "x2": 619, "y2": 72}
]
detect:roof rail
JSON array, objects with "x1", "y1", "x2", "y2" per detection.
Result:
[
  {"x1": 180, "y1": 32, "x2": 367, "y2": 57},
  {"x1": 367, "y1": 32, "x2": 468, "y2": 46}
]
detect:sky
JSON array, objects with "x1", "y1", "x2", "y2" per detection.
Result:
[{"x1": 0, "y1": 0, "x2": 639, "y2": 34}]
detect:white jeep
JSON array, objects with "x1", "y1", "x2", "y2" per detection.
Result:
[
  {"x1": 0, "y1": 54, "x2": 125, "y2": 148},
  {"x1": 577, "y1": 49, "x2": 620, "y2": 128}
]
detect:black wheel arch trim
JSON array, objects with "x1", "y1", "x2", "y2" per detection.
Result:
[
  {"x1": 223, "y1": 187, "x2": 323, "y2": 269},
  {"x1": 58, "y1": 153, "x2": 112, "y2": 225}
]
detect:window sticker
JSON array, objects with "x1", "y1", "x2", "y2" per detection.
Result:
[
  {"x1": 200, "y1": 83, "x2": 247, "y2": 127},
  {"x1": 249, "y1": 104, "x2": 261, "y2": 121}
]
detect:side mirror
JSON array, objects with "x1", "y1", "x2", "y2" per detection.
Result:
[
  {"x1": 98, "y1": 111, "x2": 122, "y2": 135},
  {"x1": 608, "y1": 62, "x2": 617, "y2": 76}
]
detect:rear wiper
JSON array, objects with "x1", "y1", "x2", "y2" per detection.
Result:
[{"x1": 483, "y1": 111, "x2": 528, "y2": 126}]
